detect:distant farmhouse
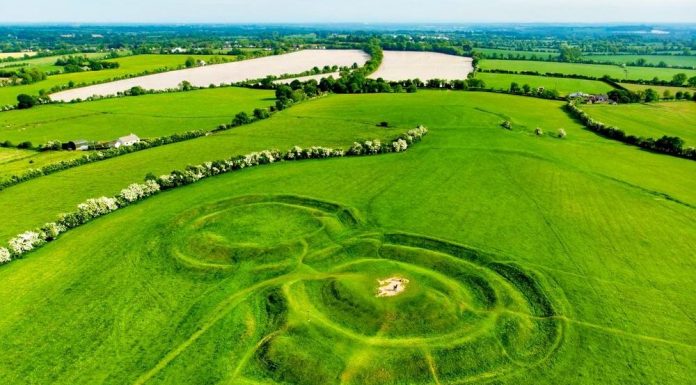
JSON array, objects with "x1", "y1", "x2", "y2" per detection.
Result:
[
  {"x1": 63, "y1": 134, "x2": 140, "y2": 151},
  {"x1": 569, "y1": 92, "x2": 610, "y2": 104},
  {"x1": 111, "y1": 134, "x2": 140, "y2": 148}
]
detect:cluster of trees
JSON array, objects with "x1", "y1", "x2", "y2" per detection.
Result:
[
  {"x1": 13, "y1": 67, "x2": 46, "y2": 85},
  {"x1": 508, "y1": 82, "x2": 561, "y2": 99},
  {"x1": 54, "y1": 55, "x2": 120, "y2": 72},
  {"x1": 566, "y1": 103, "x2": 695, "y2": 160}
]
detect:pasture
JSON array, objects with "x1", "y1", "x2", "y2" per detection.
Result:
[
  {"x1": 619, "y1": 82, "x2": 695, "y2": 96},
  {"x1": 0, "y1": 86, "x2": 275, "y2": 143},
  {"x1": 0, "y1": 54, "x2": 238, "y2": 105},
  {"x1": 584, "y1": 54, "x2": 696, "y2": 68},
  {"x1": 474, "y1": 48, "x2": 559, "y2": 60},
  {"x1": 0, "y1": 52, "x2": 37, "y2": 59},
  {"x1": 49, "y1": 50, "x2": 369, "y2": 102},
  {"x1": 479, "y1": 59, "x2": 696, "y2": 81},
  {"x1": 369, "y1": 51, "x2": 473, "y2": 81},
  {"x1": 0, "y1": 90, "x2": 693, "y2": 384},
  {"x1": 0, "y1": 147, "x2": 84, "y2": 180},
  {"x1": 476, "y1": 72, "x2": 615, "y2": 95},
  {"x1": 0, "y1": 52, "x2": 115, "y2": 73},
  {"x1": 583, "y1": 101, "x2": 696, "y2": 146}
]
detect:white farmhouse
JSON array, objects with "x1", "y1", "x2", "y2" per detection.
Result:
[{"x1": 113, "y1": 134, "x2": 140, "y2": 148}]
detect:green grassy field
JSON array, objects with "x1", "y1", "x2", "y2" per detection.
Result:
[
  {"x1": 0, "y1": 87, "x2": 275, "y2": 144},
  {"x1": 477, "y1": 72, "x2": 615, "y2": 95},
  {"x1": 585, "y1": 54, "x2": 696, "y2": 68},
  {"x1": 0, "y1": 52, "x2": 116, "y2": 73},
  {"x1": 0, "y1": 54, "x2": 237, "y2": 105},
  {"x1": 474, "y1": 48, "x2": 559, "y2": 60},
  {"x1": 0, "y1": 91, "x2": 694, "y2": 384},
  {"x1": 480, "y1": 59, "x2": 696, "y2": 81},
  {"x1": 0, "y1": 147, "x2": 85, "y2": 180},
  {"x1": 583, "y1": 101, "x2": 696, "y2": 146},
  {"x1": 620, "y1": 82, "x2": 695, "y2": 96}
]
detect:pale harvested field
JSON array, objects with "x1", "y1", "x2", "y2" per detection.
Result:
[
  {"x1": 50, "y1": 50, "x2": 368, "y2": 102},
  {"x1": 370, "y1": 51, "x2": 473, "y2": 81},
  {"x1": 0, "y1": 52, "x2": 37, "y2": 59},
  {"x1": 272, "y1": 72, "x2": 340, "y2": 84}
]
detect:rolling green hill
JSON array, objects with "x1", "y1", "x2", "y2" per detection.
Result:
[{"x1": 0, "y1": 90, "x2": 694, "y2": 384}]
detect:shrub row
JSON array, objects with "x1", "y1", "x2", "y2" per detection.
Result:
[
  {"x1": 0, "y1": 126, "x2": 428, "y2": 265},
  {"x1": 566, "y1": 102, "x2": 695, "y2": 160}
]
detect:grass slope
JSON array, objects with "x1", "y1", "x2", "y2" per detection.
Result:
[
  {"x1": 477, "y1": 72, "x2": 615, "y2": 95},
  {"x1": 583, "y1": 102, "x2": 696, "y2": 146},
  {"x1": 0, "y1": 92, "x2": 693, "y2": 384},
  {"x1": 0, "y1": 147, "x2": 85, "y2": 179},
  {"x1": 0, "y1": 54, "x2": 237, "y2": 105},
  {"x1": 480, "y1": 59, "x2": 696, "y2": 81},
  {"x1": 0, "y1": 87, "x2": 275, "y2": 143}
]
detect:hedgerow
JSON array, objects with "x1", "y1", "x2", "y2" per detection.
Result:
[{"x1": 566, "y1": 102, "x2": 695, "y2": 160}]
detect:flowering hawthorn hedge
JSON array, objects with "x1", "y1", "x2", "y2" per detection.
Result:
[{"x1": 0, "y1": 126, "x2": 428, "y2": 265}]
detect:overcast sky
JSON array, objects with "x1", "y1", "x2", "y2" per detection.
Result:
[{"x1": 2, "y1": 0, "x2": 695, "y2": 24}]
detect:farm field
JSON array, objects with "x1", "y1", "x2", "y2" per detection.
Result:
[
  {"x1": 0, "y1": 52, "x2": 114, "y2": 73},
  {"x1": 585, "y1": 54, "x2": 696, "y2": 68},
  {"x1": 0, "y1": 86, "x2": 275, "y2": 144},
  {"x1": 583, "y1": 101, "x2": 696, "y2": 146},
  {"x1": 474, "y1": 47, "x2": 559, "y2": 60},
  {"x1": 0, "y1": 147, "x2": 84, "y2": 180},
  {"x1": 479, "y1": 59, "x2": 696, "y2": 81},
  {"x1": 0, "y1": 52, "x2": 37, "y2": 59},
  {"x1": 369, "y1": 51, "x2": 473, "y2": 81},
  {"x1": 619, "y1": 82, "x2": 695, "y2": 96},
  {"x1": 476, "y1": 72, "x2": 615, "y2": 95},
  {"x1": 0, "y1": 90, "x2": 694, "y2": 384},
  {"x1": 49, "y1": 50, "x2": 369, "y2": 102},
  {"x1": 0, "y1": 54, "x2": 238, "y2": 105}
]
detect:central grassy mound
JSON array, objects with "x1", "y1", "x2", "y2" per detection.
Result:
[{"x1": 140, "y1": 194, "x2": 565, "y2": 384}]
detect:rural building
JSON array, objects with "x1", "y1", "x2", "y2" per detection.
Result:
[
  {"x1": 63, "y1": 139, "x2": 90, "y2": 151},
  {"x1": 112, "y1": 134, "x2": 140, "y2": 148}
]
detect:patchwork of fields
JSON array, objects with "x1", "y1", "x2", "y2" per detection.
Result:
[
  {"x1": 0, "y1": 50, "x2": 694, "y2": 385},
  {"x1": 0, "y1": 86, "x2": 275, "y2": 143},
  {"x1": 0, "y1": 54, "x2": 238, "y2": 105},
  {"x1": 50, "y1": 50, "x2": 369, "y2": 102}
]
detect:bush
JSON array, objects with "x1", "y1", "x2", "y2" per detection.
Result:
[
  {"x1": 253, "y1": 108, "x2": 271, "y2": 120},
  {"x1": 17, "y1": 94, "x2": 37, "y2": 109},
  {"x1": 232, "y1": 112, "x2": 252, "y2": 126},
  {"x1": 535, "y1": 128, "x2": 544, "y2": 136},
  {"x1": 558, "y1": 129, "x2": 567, "y2": 138},
  {"x1": 0, "y1": 247, "x2": 10, "y2": 264},
  {"x1": 17, "y1": 141, "x2": 33, "y2": 149},
  {"x1": 501, "y1": 120, "x2": 512, "y2": 130}
]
